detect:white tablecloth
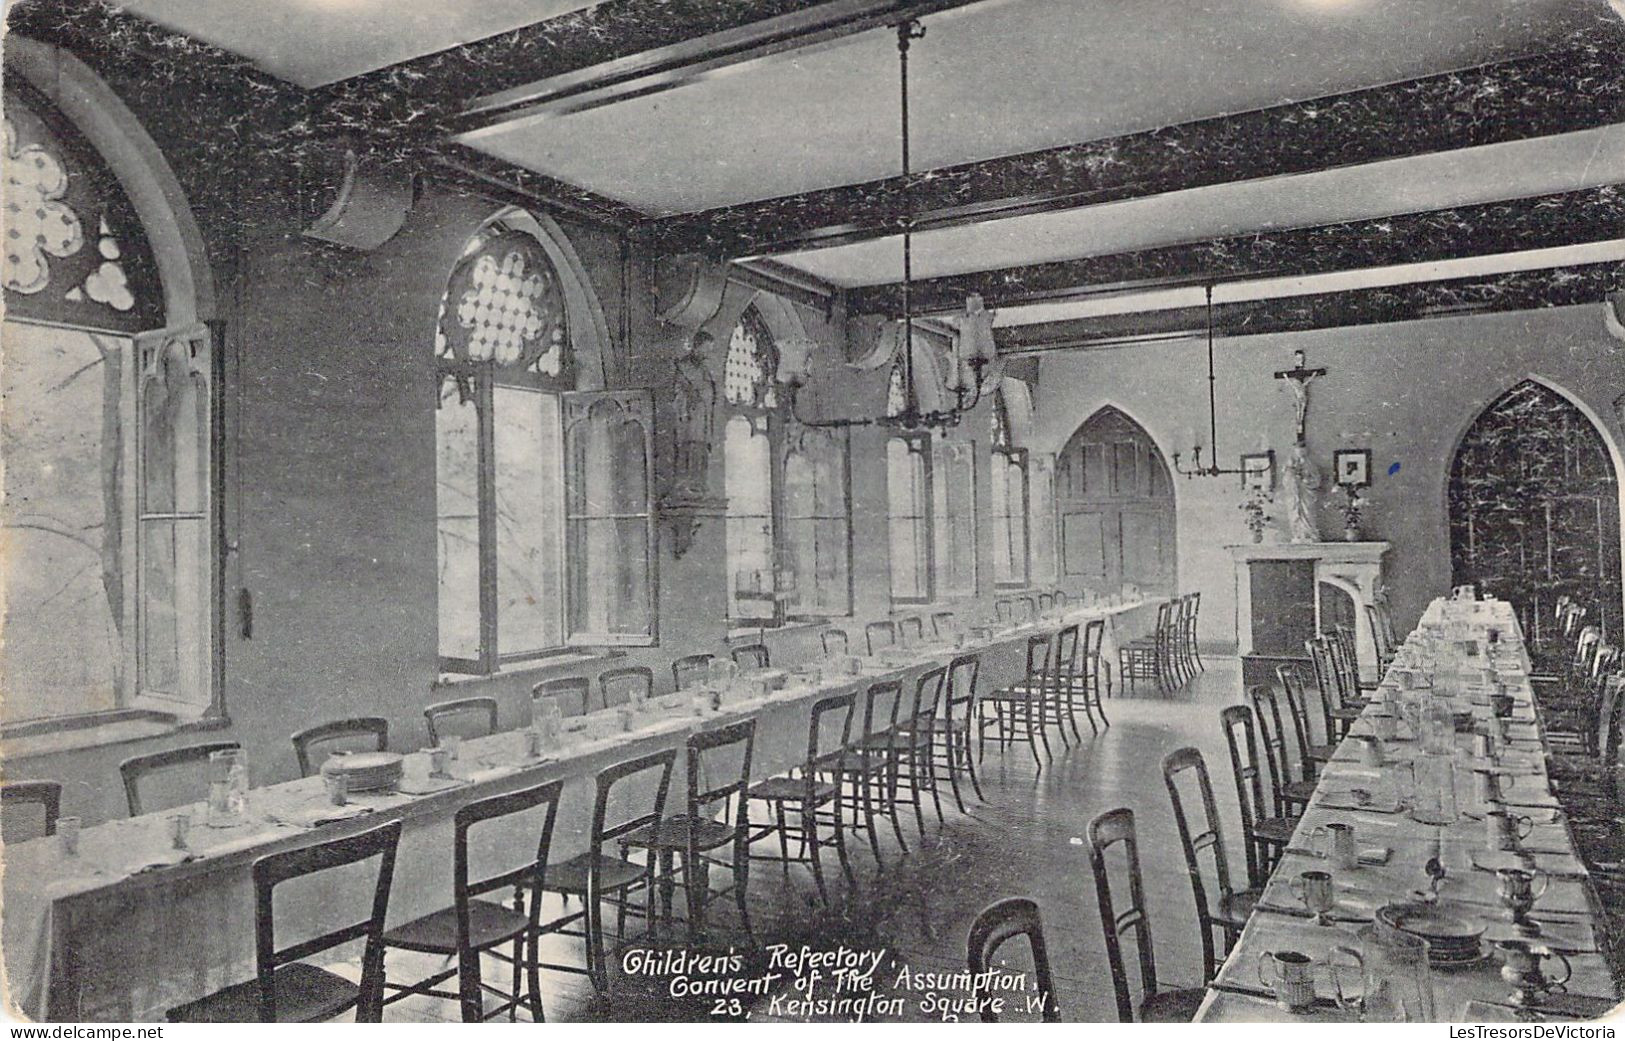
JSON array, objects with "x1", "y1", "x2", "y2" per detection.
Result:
[
  {"x1": 3, "y1": 600, "x2": 1153, "y2": 1022},
  {"x1": 1197, "y1": 598, "x2": 1620, "y2": 1022}
]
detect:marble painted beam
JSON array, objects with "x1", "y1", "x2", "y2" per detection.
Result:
[
  {"x1": 640, "y1": 24, "x2": 1625, "y2": 258},
  {"x1": 994, "y1": 262, "x2": 1625, "y2": 353},
  {"x1": 849, "y1": 186, "x2": 1625, "y2": 315}
]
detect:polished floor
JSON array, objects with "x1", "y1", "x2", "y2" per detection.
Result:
[{"x1": 362, "y1": 657, "x2": 1251, "y2": 1023}]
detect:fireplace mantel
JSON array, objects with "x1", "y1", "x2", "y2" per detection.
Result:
[{"x1": 1228, "y1": 541, "x2": 1391, "y2": 683}]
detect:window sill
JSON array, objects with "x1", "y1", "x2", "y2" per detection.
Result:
[
  {"x1": 433, "y1": 650, "x2": 624, "y2": 689},
  {"x1": 726, "y1": 618, "x2": 838, "y2": 643},
  {"x1": 1, "y1": 709, "x2": 227, "y2": 762}
]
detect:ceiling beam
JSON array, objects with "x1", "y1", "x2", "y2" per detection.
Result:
[
  {"x1": 847, "y1": 186, "x2": 1625, "y2": 315},
  {"x1": 638, "y1": 27, "x2": 1625, "y2": 258},
  {"x1": 994, "y1": 262, "x2": 1623, "y2": 354},
  {"x1": 313, "y1": 0, "x2": 990, "y2": 141}
]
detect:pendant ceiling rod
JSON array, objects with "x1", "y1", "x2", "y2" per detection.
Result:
[{"x1": 1173, "y1": 284, "x2": 1250, "y2": 479}]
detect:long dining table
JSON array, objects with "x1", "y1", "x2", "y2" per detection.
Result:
[
  {"x1": 2, "y1": 598, "x2": 1156, "y2": 1022},
  {"x1": 1196, "y1": 596, "x2": 1621, "y2": 1022}
]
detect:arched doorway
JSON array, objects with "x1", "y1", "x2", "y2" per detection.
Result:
[
  {"x1": 1056, "y1": 407, "x2": 1176, "y2": 595},
  {"x1": 1449, "y1": 380, "x2": 1622, "y2": 641}
]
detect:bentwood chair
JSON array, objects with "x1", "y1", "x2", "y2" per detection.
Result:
[
  {"x1": 979, "y1": 633, "x2": 1054, "y2": 770},
  {"x1": 865, "y1": 620, "x2": 898, "y2": 656},
  {"x1": 291, "y1": 719, "x2": 387, "y2": 778},
  {"x1": 821, "y1": 629, "x2": 851, "y2": 656},
  {"x1": 1221, "y1": 703, "x2": 1297, "y2": 888},
  {"x1": 1247, "y1": 684, "x2": 1317, "y2": 816},
  {"x1": 672, "y1": 653, "x2": 714, "y2": 691},
  {"x1": 1162, "y1": 747, "x2": 1259, "y2": 982},
  {"x1": 598, "y1": 666, "x2": 654, "y2": 710},
  {"x1": 0, "y1": 780, "x2": 62, "y2": 842},
  {"x1": 381, "y1": 780, "x2": 563, "y2": 1022},
  {"x1": 424, "y1": 696, "x2": 499, "y2": 746},
  {"x1": 536, "y1": 748, "x2": 674, "y2": 992},
  {"x1": 894, "y1": 665, "x2": 946, "y2": 834},
  {"x1": 933, "y1": 653, "x2": 986, "y2": 811},
  {"x1": 120, "y1": 741, "x2": 244, "y2": 816},
  {"x1": 731, "y1": 643, "x2": 770, "y2": 670},
  {"x1": 532, "y1": 677, "x2": 590, "y2": 718},
  {"x1": 623, "y1": 720, "x2": 755, "y2": 943},
  {"x1": 966, "y1": 898, "x2": 1061, "y2": 1023},
  {"x1": 1088, "y1": 808, "x2": 1207, "y2": 1023},
  {"x1": 168, "y1": 820, "x2": 402, "y2": 1022},
  {"x1": 747, "y1": 692, "x2": 856, "y2": 905}
]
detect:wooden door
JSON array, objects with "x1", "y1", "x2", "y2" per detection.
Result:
[{"x1": 1057, "y1": 408, "x2": 1176, "y2": 595}]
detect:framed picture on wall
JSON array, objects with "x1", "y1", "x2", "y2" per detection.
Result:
[
  {"x1": 1240, "y1": 450, "x2": 1275, "y2": 491},
  {"x1": 1334, "y1": 448, "x2": 1371, "y2": 487}
]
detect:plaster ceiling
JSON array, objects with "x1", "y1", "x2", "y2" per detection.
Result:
[
  {"x1": 460, "y1": 0, "x2": 1606, "y2": 214},
  {"x1": 771, "y1": 125, "x2": 1625, "y2": 288},
  {"x1": 116, "y1": 0, "x2": 598, "y2": 87}
]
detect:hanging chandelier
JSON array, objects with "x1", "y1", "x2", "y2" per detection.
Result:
[
  {"x1": 1172, "y1": 285, "x2": 1253, "y2": 479},
  {"x1": 778, "y1": 19, "x2": 994, "y2": 431}
]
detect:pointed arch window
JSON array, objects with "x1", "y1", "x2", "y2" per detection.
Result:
[
  {"x1": 2, "y1": 82, "x2": 211, "y2": 725},
  {"x1": 435, "y1": 219, "x2": 653, "y2": 673},
  {"x1": 991, "y1": 389, "x2": 1031, "y2": 587}
]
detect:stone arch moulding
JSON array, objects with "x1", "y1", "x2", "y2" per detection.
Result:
[
  {"x1": 5, "y1": 35, "x2": 215, "y2": 326},
  {"x1": 999, "y1": 376, "x2": 1036, "y2": 448},
  {"x1": 1441, "y1": 373, "x2": 1625, "y2": 632},
  {"x1": 474, "y1": 206, "x2": 615, "y2": 391}
]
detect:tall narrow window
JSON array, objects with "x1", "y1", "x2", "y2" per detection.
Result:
[
  {"x1": 991, "y1": 391, "x2": 1030, "y2": 587},
  {"x1": 887, "y1": 434, "x2": 934, "y2": 603},
  {"x1": 933, "y1": 439, "x2": 977, "y2": 596},
  {"x1": 434, "y1": 220, "x2": 654, "y2": 672},
  {"x1": 722, "y1": 307, "x2": 787, "y2": 626},
  {"x1": 1029, "y1": 453, "x2": 1059, "y2": 583},
  {"x1": 784, "y1": 427, "x2": 852, "y2": 617},
  {"x1": 1, "y1": 83, "x2": 212, "y2": 725}
]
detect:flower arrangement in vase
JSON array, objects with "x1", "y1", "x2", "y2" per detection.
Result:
[
  {"x1": 1238, "y1": 486, "x2": 1274, "y2": 544},
  {"x1": 1341, "y1": 485, "x2": 1365, "y2": 541}
]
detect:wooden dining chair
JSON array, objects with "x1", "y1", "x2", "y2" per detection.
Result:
[
  {"x1": 746, "y1": 691, "x2": 856, "y2": 906},
  {"x1": 864, "y1": 619, "x2": 897, "y2": 656},
  {"x1": 1119, "y1": 601, "x2": 1170, "y2": 695},
  {"x1": 1247, "y1": 684, "x2": 1317, "y2": 815},
  {"x1": 933, "y1": 653, "x2": 986, "y2": 811},
  {"x1": 1305, "y1": 637, "x2": 1358, "y2": 740},
  {"x1": 1088, "y1": 807, "x2": 1207, "y2": 1023},
  {"x1": 1183, "y1": 591, "x2": 1204, "y2": 677},
  {"x1": 979, "y1": 633, "x2": 1053, "y2": 770},
  {"x1": 598, "y1": 666, "x2": 654, "y2": 710},
  {"x1": 120, "y1": 741, "x2": 244, "y2": 816},
  {"x1": 966, "y1": 897, "x2": 1060, "y2": 1022},
  {"x1": 532, "y1": 677, "x2": 590, "y2": 718},
  {"x1": 168, "y1": 820, "x2": 403, "y2": 1022},
  {"x1": 0, "y1": 779, "x2": 62, "y2": 842},
  {"x1": 824, "y1": 679, "x2": 910, "y2": 868},
  {"x1": 894, "y1": 665, "x2": 946, "y2": 833},
  {"x1": 821, "y1": 628, "x2": 850, "y2": 656},
  {"x1": 1276, "y1": 663, "x2": 1333, "y2": 774},
  {"x1": 381, "y1": 780, "x2": 563, "y2": 1022},
  {"x1": 535, "y1": 748, "x2": 675, "y2": 992},
  {"x1": 622, "y1": 719, "x2": 756, "y2": 944},
  {"x1": 896, "y1": 616, "x2": 925, "y2": 646},
  {"x1": 1050, "y1": 622, "x2": 1083, "y2": 743},
  {"x1": 1037, "y1": 592, "x2": 1055, "y2": 613},
  {"x1": 731, "y1": 643, "x2": 770, "y2": 670},
  {"x1": 1222, "y1": 702, "x2": 1297, "y2": 888},
  {"x1": 931, "y1": 611, "x2": 957, "y2": 640},
  {"x1": 1067, "y1": 617, "x2": 1110, "y2": 732},
  {"x1": 994, "y1": 599, "x2": 1014, "y2": 625},
  {"x1": 291, "y1": 719, "x2": 387, "y2": 778},
  {"x1": 423, "y1": 696, "x2": 499, "y2": 746},
  {"x1": 1162, "y1": 747, "x2": 1259, "y2": 982},
  {"x1": 671, "y1": 653, "x2": 713, "y2": 691},
  {"x1": 1365, "y1": 603, "x2": 1396, "y2": 671}
]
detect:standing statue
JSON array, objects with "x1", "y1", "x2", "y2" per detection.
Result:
[
  {"x1": 670, "y1": 331, "x2": 717, "y2": 497},
  {"x1": 1281, "y1": 440, "x2": 1323, "y2": 543}
]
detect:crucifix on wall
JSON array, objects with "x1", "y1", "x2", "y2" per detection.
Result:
[{"x1": 1274, "y1": 348, "x2": 1327, "y2": 443}]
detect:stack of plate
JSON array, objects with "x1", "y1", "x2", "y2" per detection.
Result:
[
  {"x1": 322, "y1": 751, "x2": 404, "y2": 792},
  {"x1": 1376, "y1": 901, "x2": 1486, "y2": 967}
]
